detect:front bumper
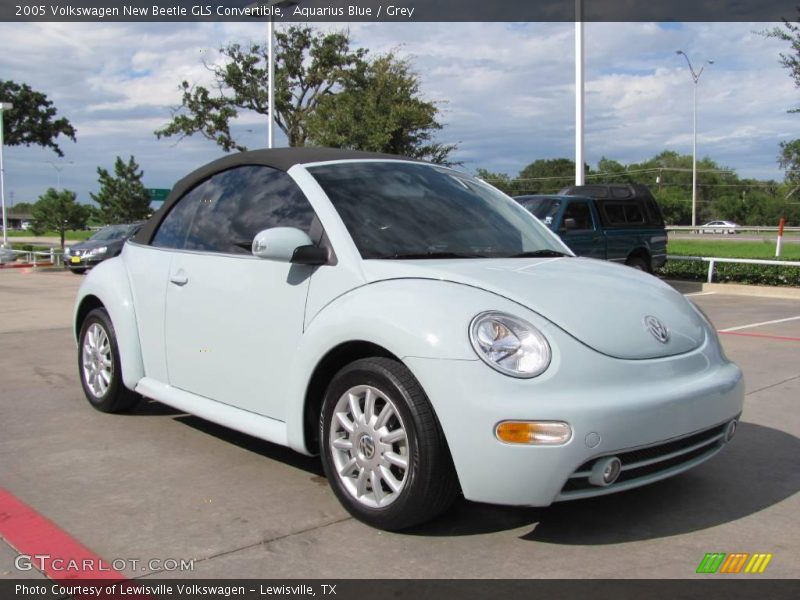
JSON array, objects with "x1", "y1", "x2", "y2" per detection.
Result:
[
  {"x1": 405, "y1": 322, "x2": 744, "y2": 507},
  {"x1": 65, "y1": 255, "x2": 105, "y2": 270}
]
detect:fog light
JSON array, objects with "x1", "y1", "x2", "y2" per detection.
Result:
[
  {"x1": 725, "y1": 420, "x2": 737, "y2": 442},
  {"x1": 495, "y1": 421, "x2": 571, "y2": 445},
  {"x1": 589, "y1": 456, "x2": 622, "y2": 487}
]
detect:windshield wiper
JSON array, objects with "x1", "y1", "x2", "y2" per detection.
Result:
[
  {"x1": 508, "y1": 250, "x2": 570, "y2": 258},
  {"x1": 379, "y1": 251, "x2": 488, "y2": 260}
]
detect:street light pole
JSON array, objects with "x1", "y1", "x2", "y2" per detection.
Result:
[
  {"x1": 268, "y1": 15, "x2": 274, "y2": 149},
  {"x1": 248, "y1": 1, "x2": 298, "y2": 149},
  {"x1": 49, "y1": 160, "x2": 74, "y2": 189},
  {"x1": 575, "y1": 0, "x2": 585, "y2": 186},
  {"x1": 0, "y1": 102, "x2": 12, "y2": 249},
  {"x1": 676, "y1": 50, "x2": 713, "y2": 228}
]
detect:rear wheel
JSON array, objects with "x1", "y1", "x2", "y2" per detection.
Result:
[
  {"x1": 78, "y1": 308, "x2": 139, "y2": 413},
  {"x1": 320, "y1": 357, "x2": 458, "y2": 530}
]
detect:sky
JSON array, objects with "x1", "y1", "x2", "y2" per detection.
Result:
[{"x1": 0, "y1": 20, "x2": 797, "y2": 206}]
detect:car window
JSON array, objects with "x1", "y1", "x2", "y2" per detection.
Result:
[
  {"x1": 515, "y1": 197, "x2": 562, "y2": 228},
  {"x1": 562, "y1": 200, "x2": 594, "y2": 231},
  {"x1": 152, "y1": 179, "x2": 209, "y2": 249},
  {"x1": 308, "y1": 162, "x2": 565, "y2": 259},
  {"x1": 599, "y1": 201, "x2": 646, "y2": 226},
  {"x1": 90, "y1": 225, "x2": 132, "y2": 241},
  {"x1": 611, "y1": 187, "x2": 632, "y2": 199},
  {"x1": 152, "y1": 166, "x2": 316, "y2": 254}
]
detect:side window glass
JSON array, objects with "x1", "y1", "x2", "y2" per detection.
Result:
[
  {"x1": 151, "y1": 180, "x2": 209, "y2": 249},
  {"x1": 562, "y1": 201, "x2": 594, "y2": 231},
  {"x1": 601, "y1": 202, "x2": 627, "y2": 226},
  {"x1": 184, "y1": 165, "x2": 317, "y2": 255},
  {"x1": 623, "y1": 202, "x2": 645, "y2": 224}
]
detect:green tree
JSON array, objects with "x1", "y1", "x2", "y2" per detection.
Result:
[
  {"x1": 305, "y1": 53, "x2": 455, "y2": 163},
  {"x1": 0, "y1": 81, "x2": 76, "y2": 156},
  {"x1": 762, "y1": 10, "x2": 800, "y2": 113},
  {"x1": 517, "y1": 158, "x2": 580, "y2": 194},
  {"x1": 475, "y1": 168, "x2": 517, "y2": 195},
  {"x1": 9, "y1": 201, "x2": 34, "y2": 214},
  {"x1": 31, "y1": 188, "x2": 89, "y2": 249},
  {"x1": 155, "y1": 27, "x2": 454, "y2": 161},
  {"x1": 763, "y1": 10, "x2": 800, "y2": 207},
  {"x1": 156, "y1": 26, "x2": 366, "y2": 150},
  {"x1": 90, "y1": 156, "x2": 151, "y2": 224}
]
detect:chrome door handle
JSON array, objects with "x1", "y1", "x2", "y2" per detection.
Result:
[{"x1": 170, "y1": 273, "x2": 188, "y2": 286}]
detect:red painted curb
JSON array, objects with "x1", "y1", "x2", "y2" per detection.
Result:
[{"x1": 0, "y1": 487, "x2": 124, "y2": 581}]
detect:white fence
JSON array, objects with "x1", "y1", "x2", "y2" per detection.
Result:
[
  {"x1": 666, "y1": 255, "x2": 800, "y2": 283},
  {"x1": 667, "y1": 226, "x2": 800, "y2": 235}
]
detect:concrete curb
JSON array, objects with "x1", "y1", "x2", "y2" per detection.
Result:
[{"x1": 666, "y1": 279, "x2": 800, "y2": 300}]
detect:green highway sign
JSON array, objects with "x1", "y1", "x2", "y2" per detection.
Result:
[{"x1": 147, "y1": 188, "x2": 171, "y2": 202}]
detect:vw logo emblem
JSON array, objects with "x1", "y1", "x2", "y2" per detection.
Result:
[
  {"x1": 644, "y1": 315, "x2": 670, "y2": 343},
  {"x1": 358, "y1": 434, "x2": 375, "y2": 459}
]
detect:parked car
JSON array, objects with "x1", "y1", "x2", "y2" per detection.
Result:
[
  {"x1": 73, "y1": 149, "x2": 744, "y2": 530},
  {"x1": 64, "y1": 223, "x2": 142, "y2": 274},
  {"x1": 700, "y1": 220, "x2": 739, "y2": 235},
  {"x1": 514, "y1": 184, "x2": 667, "y2": 272}
]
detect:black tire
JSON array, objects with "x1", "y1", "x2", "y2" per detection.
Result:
[
  {"x1": 78, "y1": 308, "x2": 139, "y2": 413},
  {"x1": 320, "y1": 357, "x2": 458, "y2": 530},
  {"x1": 625, "y1": 255, "x2": 650, "y2": 272},
  {"x1": 70, "y1": 268, "x2": 86, "y2": 275}
]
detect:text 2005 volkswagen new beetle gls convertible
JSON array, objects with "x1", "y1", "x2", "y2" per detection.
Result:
[{"x1": 74, "y1": 148, "x2": 744, "y2": 530}]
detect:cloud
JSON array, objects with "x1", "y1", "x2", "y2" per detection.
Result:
[{"x1": 0, "y1": 21, "x2": 796, "y2": 204}]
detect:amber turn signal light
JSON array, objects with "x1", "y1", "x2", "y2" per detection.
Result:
[{"x1": 495, "y1": 421, "x2": 572, "y2": 445}]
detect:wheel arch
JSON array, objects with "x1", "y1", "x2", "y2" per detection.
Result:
[
  {"x1": 73, "y1": 259, "x2": 145, "y2": 391},
  {"x1": 301, "y1": 340, "x2": 400, "y2": 455},
  {"x1": 626, "y1": 246, "x2": 652, "y2": 272}
]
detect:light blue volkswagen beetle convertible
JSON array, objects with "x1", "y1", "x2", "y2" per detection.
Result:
[{"x1": 74, "y1": 148, "x2": 744, "y2": 530}]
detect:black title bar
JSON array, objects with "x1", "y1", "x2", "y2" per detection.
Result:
[{"x1": 1, "y1": 0, "x2": 798, "y2": 22}]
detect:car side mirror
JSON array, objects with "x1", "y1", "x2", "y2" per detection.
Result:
[
  {"x1": 560, "y1": 218, "x2": 577, "y2": 233},
  {"x1": 251, "y1": 227, "x2": 328, "y2": 266}
]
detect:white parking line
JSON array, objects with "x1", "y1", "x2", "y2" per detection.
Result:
[
  {"x1": 684, "y1": 291, "x2": 717, "y2": 297},
  {"x1": 719, "y1": 315, "x2": 800, "y2": 333}
]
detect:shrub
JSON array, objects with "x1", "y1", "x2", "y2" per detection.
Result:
[{"x1": 658, "y1": 259, "x2": 800, "y2": 287}]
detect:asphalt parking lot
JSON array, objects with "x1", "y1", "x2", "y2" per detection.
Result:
[{"x1": 0, "y1": 269, "x2": 798, "y2": 580}]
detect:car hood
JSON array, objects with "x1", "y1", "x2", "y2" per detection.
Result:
[
  {"x1": 70, "y1": 238, "x2": 123, "y2": 252},
  {"x1": 360, "y1": 257, "x2": 705, "y2": 360}
]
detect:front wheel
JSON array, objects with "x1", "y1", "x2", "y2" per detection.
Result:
[
  {"x1": 78, "y1": 308, "x2": 139, "y2": 413},
  {"x1": 320, "y1": 357, "x2": 458, "y2": 530}
]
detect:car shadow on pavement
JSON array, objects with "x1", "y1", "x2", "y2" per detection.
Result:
[
  {"x1": 409, "y1": 422, "x2": 799, "y2": 542},
  {"x1": 172, "y1": 414, "x2": 325, "y2": 477}
]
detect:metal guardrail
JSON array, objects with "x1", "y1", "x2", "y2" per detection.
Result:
[
  {"x1": 1, "y1": 248, "x2": 64, "y2": 267},
  {"x1": 666, "y1": 226, "x2": 800, "y2": 234},
  {"x1": 667, "y1": 254, "x2": 800, "y2": 283}
]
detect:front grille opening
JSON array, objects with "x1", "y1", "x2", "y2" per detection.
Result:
[
  {"x1": 576, "y1": 423, "x2": 727, "y2": 472},
  {"x1": 562, "y1": 423, "x2": 728, "y2": 494}
]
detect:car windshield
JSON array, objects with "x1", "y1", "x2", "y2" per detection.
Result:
[
  {"x1": 515, "y1": 197, "x2": 562, "y2": 229},
  {"x1": 307, "y1": 162, "x2": 568, "y2": 259},
  {"x1": 90, "y1": 225, "x2": 135, "y2": 241}
]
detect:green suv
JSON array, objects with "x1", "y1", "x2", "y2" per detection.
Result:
[{"x1": 515, "y1": 184, "x2": 667, "y2": 272}]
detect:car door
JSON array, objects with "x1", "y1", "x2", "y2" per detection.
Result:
[
  {"x1": 159, "y1": 165, "x2": 318, "y2": 420},
  {"x1": 558, "y1": 199, "x2": 605, "y2": 259}
]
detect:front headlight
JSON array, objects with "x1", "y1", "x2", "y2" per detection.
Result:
[
  {"x1": 89, "y1": 246, "x2": 108, "y2": 255},
  {"x1": 469, "y1": 311, "x2": 551, "y2": 378}
]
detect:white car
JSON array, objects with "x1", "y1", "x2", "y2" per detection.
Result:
[
  {"x1": 699, "y1": 220, "x2": 739, "y2": 234},
  {"x1": 73, "y1": 149, "x2": 744, "y2": 530}
]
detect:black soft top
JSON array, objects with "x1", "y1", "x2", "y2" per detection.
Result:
[{"x1": 133, "y1": 147, "x2": 413, "y2": 245}]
